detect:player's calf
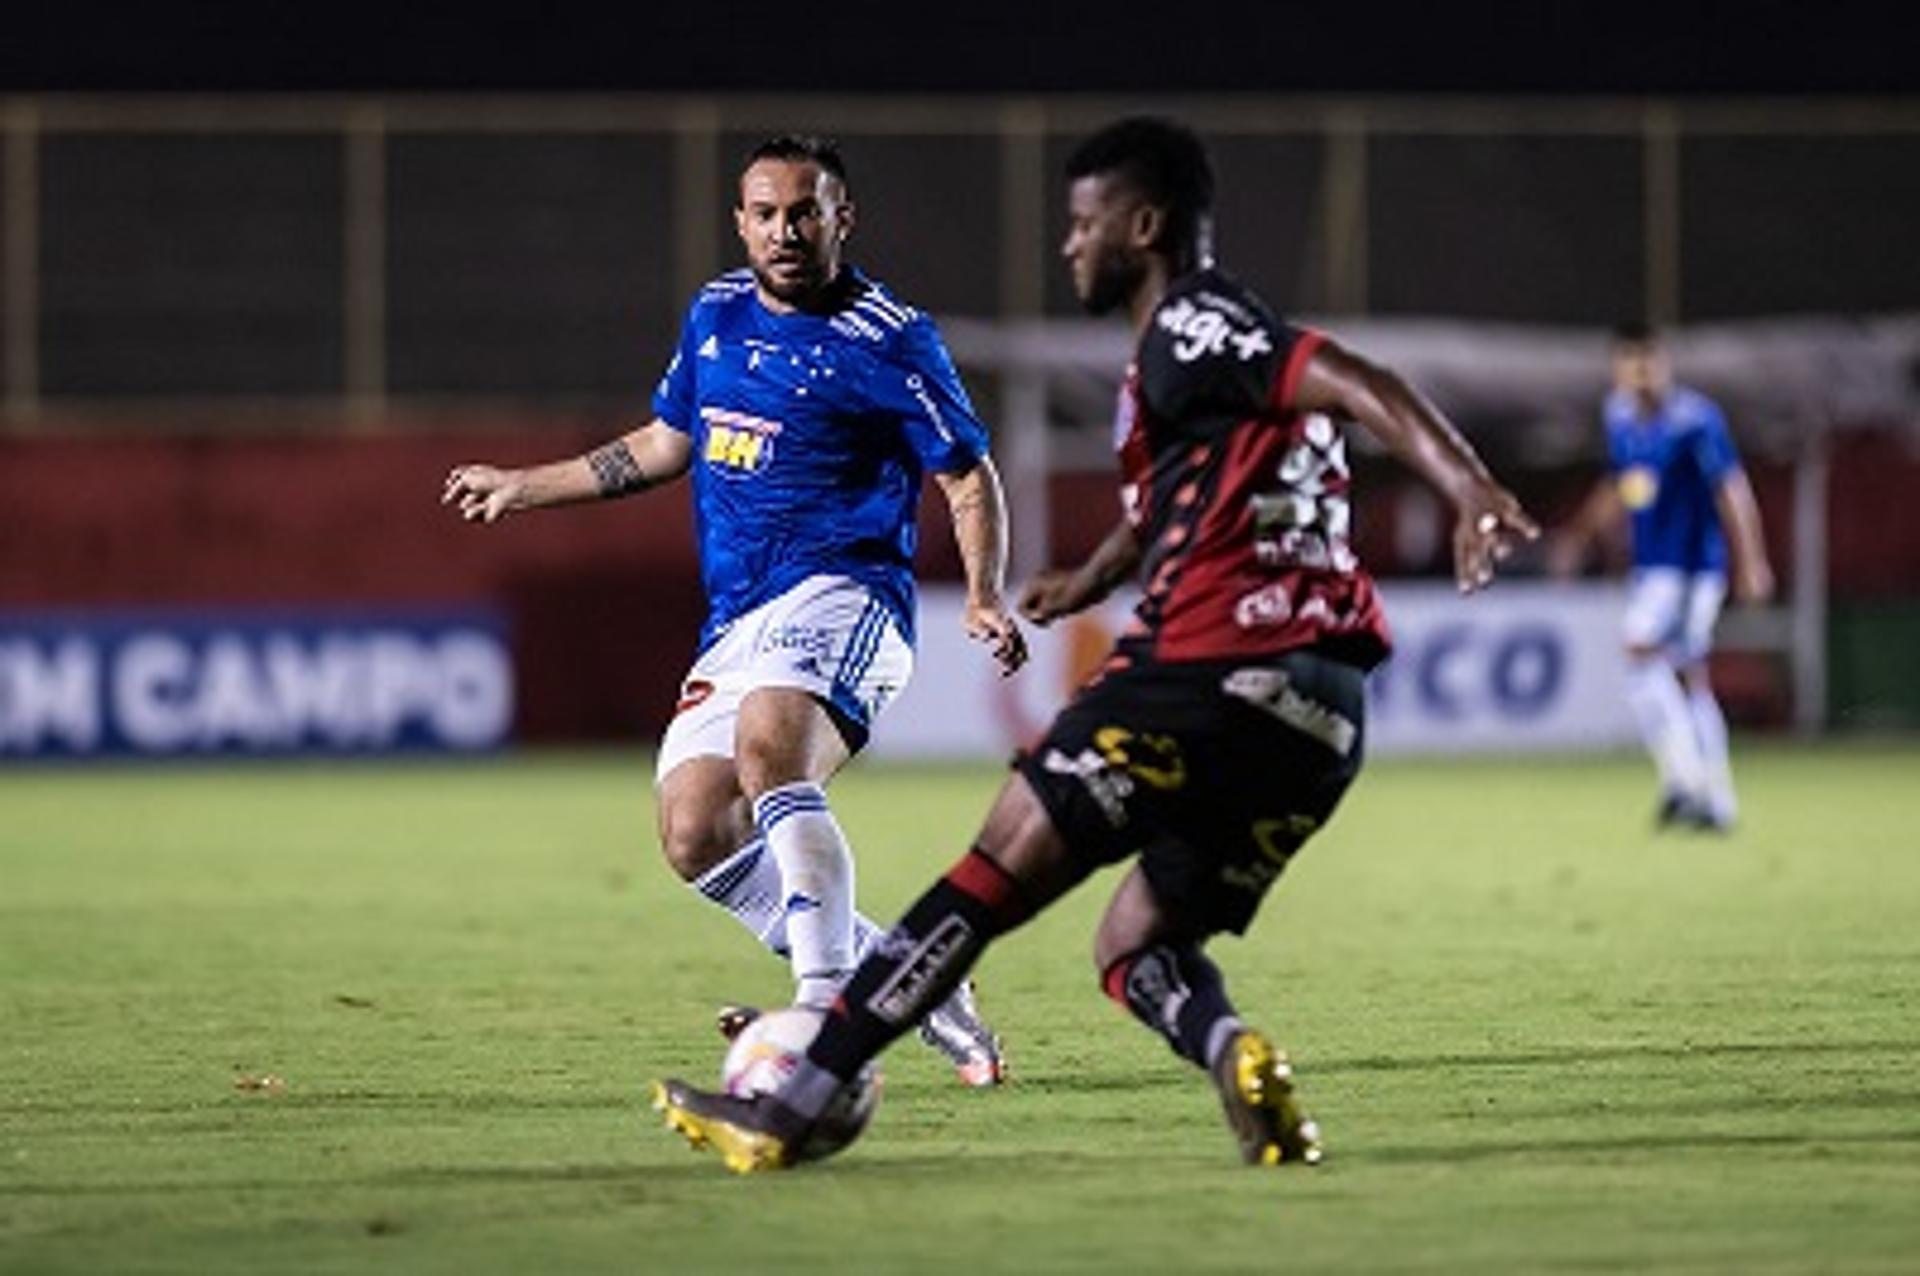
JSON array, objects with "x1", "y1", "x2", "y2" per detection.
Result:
[{"x1": 1101, "y1": 943, "x2": 1243, "y2": 1071}]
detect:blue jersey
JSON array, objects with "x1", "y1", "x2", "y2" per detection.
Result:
[
  {"x1": 1604, "y1": 386, "x2": 1740, "y2": 573},
  {"x1": 653, "y1": 268, "x2": 989, "y2": 653}
]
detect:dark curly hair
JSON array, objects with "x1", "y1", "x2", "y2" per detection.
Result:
[{"x1": 1065, "y1": 116, "x2": 1214, "y2": 269}]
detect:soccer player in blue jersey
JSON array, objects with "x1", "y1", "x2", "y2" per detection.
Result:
[
  {"x1": 1549, "y1": 323, "x2": 1774, "y2": 831},
  {"x1": 443, "y1": 135, "x2": 1026, "y2": 1084}
]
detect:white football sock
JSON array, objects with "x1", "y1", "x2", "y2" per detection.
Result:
[
  {"x1": 690, "y1": 839, "x2": 883, "y2": 966},
  {"x1": 689, "y1": 836, "x2": 789, "y2": 957},
  {"x1": 1687, "y1": 681, "x2": 1737, "y2": 822},
  {"x1": 753, "y1": 781, "x2": 856, "y2": 1010},
  {"x1": 1626, "y1": 659, "x2": 1708, "y2": 803}
]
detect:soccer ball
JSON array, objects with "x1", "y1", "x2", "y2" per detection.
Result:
[{"x1": 720, "y1": 1006, "x2": 880, "y2": 1162}]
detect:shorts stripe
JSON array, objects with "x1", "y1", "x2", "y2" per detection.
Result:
[
  {"x1": 856, "y1": 603, "x2": 889, "y2": 679},
  {"x1": 833, "y1": 599, "x2": 887, "y2": 699},
  {"x1": 834, "y1": 602, "x2": 875, "y2": 692}
]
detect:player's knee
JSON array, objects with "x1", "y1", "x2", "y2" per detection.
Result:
[
  {"x1": 732, "y1": 740, "x2": 786, "y2": 799},
  {"x1": 656, "y1": 799, "x2": 732, "y2": 881},
  {"x1": 733, "y1": 727, "x2": 817, "y2": 798},
  {"x1": 734, "y1": 689, "x2": 848, "y2": 797},
  {"x1": 1624, "y1": 642, "x2": 1664, "y2": 665}
]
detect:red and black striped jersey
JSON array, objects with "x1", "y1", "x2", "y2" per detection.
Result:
[{"x1": 1109, "y1": 268, "x2": 1392, "y2": 669}]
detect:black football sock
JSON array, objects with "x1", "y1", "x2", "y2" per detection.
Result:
[
  {"x1": 781, "y1": 848, "x2": 1027, "y2": 1122},
  {"x1": 1102, "y1": 943, "x2": 1244, "y2": 1071}
]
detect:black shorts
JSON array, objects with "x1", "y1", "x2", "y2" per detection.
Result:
[{"x1": 1014, "y1": 648, "x2": 1366, "y2": 936}]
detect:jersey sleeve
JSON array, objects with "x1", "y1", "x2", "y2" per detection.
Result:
[
  {"x1": 649, "y1": 302, "x2": 702, "y2": 433},
  {"x1": 879, "y1": 319, "x2": 990, "y2": 472},
  {"x1": 1689, "y1": 401, "x2": 1740, "y2": 485}
]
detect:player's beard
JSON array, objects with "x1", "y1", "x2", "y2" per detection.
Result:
[
  {"x1": 1078, "y1": 248, "x2": 1148, "y2": 317},
  {"x1": 753, "y1": 253, "x2": 832, "y2": 309}
]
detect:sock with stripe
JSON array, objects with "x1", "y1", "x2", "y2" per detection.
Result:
[
  {"x1": 1101, "y1": 943, "x2": 1243, "y2": 1071},
  {"x1": 753, "y1": 781, "x2": 857, "y2": 1010},
  {"x1": 690, "y1": 837, "x2": 886, "y2": 964},
  {"x1": 689, "y1": 836, "x2": 788, "y2": 956}
]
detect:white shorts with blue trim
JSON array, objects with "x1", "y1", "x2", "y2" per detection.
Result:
[
  {"x1": 1622, "y1": 567, "x2": 1726, "y2": 664},
  {"x1": 655, "y1": 574, "x2": 913, "y2": 781}
]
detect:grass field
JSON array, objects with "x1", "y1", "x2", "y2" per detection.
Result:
[{"x1": 3, "y1": 744, "x2": 1918, "y2": 1274}]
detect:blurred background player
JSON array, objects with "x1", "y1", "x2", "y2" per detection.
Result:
[
  {"x1": 653, "y1": 115, "x2": 1537, "y2": 1172},
  {"x1": 443, "y1": 135, "x2": 1026, "y2": 1085},
  {"x1": 1548, "y1": 323, "x2": 1775, "y2": 831}
]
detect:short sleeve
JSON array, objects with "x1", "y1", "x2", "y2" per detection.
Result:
[
  {"x1": 1690, "y1": 401, "x2": 1740, "y2": 485},
  {"x1": 650, "y1": 303, "x2": 701, "y2": 433},
  {"x1": 1137, "y1": 289, "x2": 1315, "y2": 437},
  {"x1": 881, "y1": 319, "x2": 990, "y2": 472}
]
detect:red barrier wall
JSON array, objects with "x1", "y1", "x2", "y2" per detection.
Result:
[
  {"x1": 4, "y1": 423, "x2": 1915, "y2": 739},
  {"x1": 0, "y1": 424, "x2": 970, "y2": 741}
]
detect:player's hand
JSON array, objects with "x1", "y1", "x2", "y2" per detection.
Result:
[
  {"x1": 1017, "y1": 570, "x2": 1088, "y2": 627},
  {"x1": 964, "y1": 598, "x2": 1028, "y2": 676},
  {"x1": 1453, "y1": 485, "x2": 1540, "y2": 593},
  {"x1": 442, "y1": 464, "x2": 525, "y2": 524}
]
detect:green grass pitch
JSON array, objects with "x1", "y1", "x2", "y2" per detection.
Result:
[{"x1": 4, "y1": 745, "x2": 1919, "y2": 1273}]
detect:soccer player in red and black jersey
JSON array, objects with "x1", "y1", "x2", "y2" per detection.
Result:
[{"x1": 655, "y1": 116, "x2": 1538, "y2": 1173}]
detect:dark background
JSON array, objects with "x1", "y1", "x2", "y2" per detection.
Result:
[{"x1": 6, "y1": 3, "x2": 1916, "y2": 95}]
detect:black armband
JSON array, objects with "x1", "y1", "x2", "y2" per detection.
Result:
[{"x1": 587, "y1": 442, "x2": 647, "y2": 497}]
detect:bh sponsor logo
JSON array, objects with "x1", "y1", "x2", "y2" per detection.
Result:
[{"x1": 700, "y1": 406, "x2": 782, "y2": 476}]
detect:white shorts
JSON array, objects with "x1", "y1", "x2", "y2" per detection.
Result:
[
  {"x1": 655, "y1": 574, "x2": 914, "y2": 781},
  {"x1": 1622, "y1": 568, "x2": 1726, "y2": 664}
]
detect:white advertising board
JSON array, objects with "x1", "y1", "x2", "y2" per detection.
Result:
[
  {"x1": 869, "y1": 581, "x2": 1636, "y2": 760},
  {"x1": 1, "y1": 608, "x2": 512, "y2": 760}
]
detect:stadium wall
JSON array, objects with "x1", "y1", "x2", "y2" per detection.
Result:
[{"x1": 3, "y1": 428, "x2": 1917, "y2": 755}]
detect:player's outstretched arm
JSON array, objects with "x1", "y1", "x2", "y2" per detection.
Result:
[
  {"x1": 442, "y1": 420, "x2": 693, "y2": 523},
  {"x1": 1018, "y1": 517, "x2": 1143, "y2": 626},
  {"x1": 1715, "y1": 469, "x2": 1775, "y2": 603},
  {"x1": 934, "y1": 457, "x2": 1029, "y2": 675},
  {"x1": 1293, "y1": 338, "x2": 1538, "y2": 592}
]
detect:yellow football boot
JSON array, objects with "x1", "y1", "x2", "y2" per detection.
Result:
[
  {"x1": 1211, "y1": 1030, "x2": 1324, "y2": 1167},
  {"x1": 652, "y1": 1079, "x2": 795, "y2": 1175}
]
